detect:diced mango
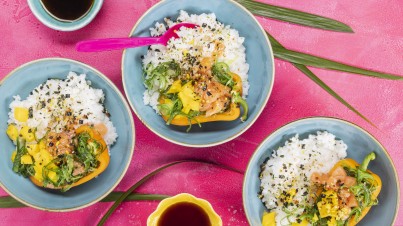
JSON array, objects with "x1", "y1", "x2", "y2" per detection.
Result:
[
  {"x1": 178, "y1": 82, "x2": 200, "y2": 114},
  {"x1": 47, "y1": 171, "x2": 58, "y2": 183},
  {"x1": 327, "y1": 217, "x2": 337, "y2": 226},
  {"x1": 40, "y1": 149, "x2": 53, "y2": 165},
  {"x1": 262, "y1": 211, "x2": 275, "y2": 226},
  {"x1": 11, "y1": 150, "x2": 17, "y2": 162},
  {"x1": 6, "y1": 124, "x2": 19, "y2": 142},
  {"x1": 14, "y1": 107, "x2": 29, "y2": 122},
  {"x1": 20, "y1": 126, "x2": 35, "y2": 142},
  {"x1": 21, "y1": 155, "x2": 33, "y2": 164},
  {"x1": 38, "y1": 139, "x2": 46, "y2": 151},
  {"x1": 167, "y1": 80, "x2": 182, "y2": 94},
  {"x1": 26, "y1": 144, "x2": 39, "y2": 156},
  {"x1": 33, "y1": 163, "x2": 43, "y2": 182}
]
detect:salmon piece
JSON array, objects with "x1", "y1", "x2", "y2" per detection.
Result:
[
  {"x1": 331, "y1": 166, "x2": 347, "y2": 181},
  {"x1": 195, "y1": 79, "x2": 231, "y2": 116},
  {"x1": 347, "y1": 194, "x2": 358, "y2": 207},
  {"x1": 94, "y1": 123, "x2": 108, "y2": 137},
  {"x1": 344, "y1": 176, "x2": 357, "y2": 187},
  {"x1": 311, "y1": 172, "x2": 329, "y2": 185},
  {"x1": 46, "y1": 131, "x2": 75, "y2": 157}
]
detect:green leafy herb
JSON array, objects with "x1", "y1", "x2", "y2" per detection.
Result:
[
  {"x1": 158, "y1": 94, "x2": 201, "y2": 131},
  {"x1": 266, "y1": 32, "x2": 376, "y2": 126},
  {"x1": 144, "y1": 61, "x2": 181, "y2": 91},
  {"x1": 212, "y1": 62, "x2": 235, "y2": 87},
  {"x1": 76, "y1": 132, "x2": 100, "y2": 171},
  {"x1": 343, "y1": 153, "x2": 379, "y2": 222},
  {"x1": 12, "y1": 138, "x2": 35, "y2": 178},
  {"x1": 0, "y1": 193, "x2": 170, "y2": 208},
  {"x1": 232, "y1": 92, "x2": 248, "y2": 121},
  {"x1": 236, "y1": 0, "x2": 354, "y2": 33}
]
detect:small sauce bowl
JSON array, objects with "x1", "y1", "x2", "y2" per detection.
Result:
[
  {"x1": 147, "y1": 193, "x2": 222, "y2": 226},
  {"x1": 27, "y1": 0, "x2": 103, "y2": 31}
]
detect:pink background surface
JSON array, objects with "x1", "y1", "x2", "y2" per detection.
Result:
[{"x1": 0, "y1": 0, "x2": 402, "y2": 225}]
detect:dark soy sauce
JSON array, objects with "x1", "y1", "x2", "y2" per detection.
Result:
[
  {"x1": 40, "y1": 0, "x2": 94, "y2": 21},
  {"x1": 158, "y1": 202, "x2": 212, "y2": 226}
]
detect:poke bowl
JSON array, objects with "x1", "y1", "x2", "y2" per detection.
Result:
[
  {"x1": 243, "y1": 117, "x2": 399, "y2": 226},
  {"x1": 122, "y1": 0, "x2": 274, "y2": 147},
  {"x1": 0, "y1": 58, "x2": 135, "y2": 211}
]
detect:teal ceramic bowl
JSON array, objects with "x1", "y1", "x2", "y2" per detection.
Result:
[
  {"x1": 122, "y1": 0, "x2": 274, "y2": 147},
  {"x1": 243, "y1": 117, "x2": 399, "y2": 225},
  {"x1": 0, "y1": 58, "x2": 135, "y2": 211},
  {"x1": 27, "y1": 0, "x2": 103, "y2": 31}
]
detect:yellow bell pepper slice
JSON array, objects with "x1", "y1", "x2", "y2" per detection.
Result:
[
  {"x1": 159, "y1": 72, "x2": 247, "y2": 125},
  {"x1": 328, "y1": 153, "x2": 381, "y2": 226},
  {"x1": 30, "y1": 125, "x2": 110, "y2": 189}
]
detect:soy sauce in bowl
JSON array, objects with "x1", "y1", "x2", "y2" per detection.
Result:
[
  {"x1": 40, "y1": 0, "x2": 94, "y2": 22},
  {"x1": 158, "y1": 202, "x2": 211, "y2": 226}
]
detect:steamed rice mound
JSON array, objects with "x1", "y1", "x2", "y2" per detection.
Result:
[
  {"x1": 259, "y1": 131, "x2": 347, "y2": 225},
  {"x1": 142, "y1": 10, "x2": 249, "y2": 112},
  {"x1": 7, "y1": 72, "x2": 117, "y2": 145}
]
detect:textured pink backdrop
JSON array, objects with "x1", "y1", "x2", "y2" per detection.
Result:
[{"x1": 0, "y1": 0, "x2": 402, "y2": 225}]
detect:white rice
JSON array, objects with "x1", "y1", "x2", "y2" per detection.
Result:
[
  {"x1": 260, "y1": 131, "x2": 347, "y2": 225},
  {"x1": 142, "y1": 10, "x2": 249, "y2": 112},
  {"x1": 7, "y1": 72, "x2": 117, "y2": 146}
]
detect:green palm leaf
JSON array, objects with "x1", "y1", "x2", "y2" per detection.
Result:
[
  {"x1": 272, "y1": 46, "x2": 403, "y2": 80},
  {"x1": 236, "y1": 0, "x2": 353, "y2": 33},
  {"x1": 0, "y1": 193, "x2": 170, "y2": 208},
  {"x1": 266, "y1": 32, "x2": 376, "y2": 126},
  {"x1": 98, "y1": 160, "x2": 243, "y2": 226}
]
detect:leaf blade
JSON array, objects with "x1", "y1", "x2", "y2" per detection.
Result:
[
  {"x1": 266, "y1": 32, "x2": 377, "y2": 126},
  {"x1": 272, "y1": 46, "x2": 403, "y2": 80},
  {"x1": 0, "y1": 193, "x2": 170, "y2": 208},
  {"x1": 97, "y1": 160, "x2": 243, "y2": 226},
  {"x1": 294, "y1": 64, "x2": 377, "y2": 127},
  {"x1": 236, "y1": 0, "x2": 353, "y2": 33}
]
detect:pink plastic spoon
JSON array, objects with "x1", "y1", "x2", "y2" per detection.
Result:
[{"x1": 76, "y1": 23, "x2": 197, "y2": 52}]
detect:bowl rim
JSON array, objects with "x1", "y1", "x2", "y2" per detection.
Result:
[
  {"x1": 27, "y1": 0, "x2": 104, "y2": 32},
  {"x1": 121, "y1": 0, "x2": 275, "y2": 147},
  {"x1": 242, "y1": 116, "x2": 400, "y2": 225},
  {"x1": 0, "y1": 57, "x2": 136, "y2": 212}
]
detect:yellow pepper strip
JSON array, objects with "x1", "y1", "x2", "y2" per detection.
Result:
[
  {"x1": 160, "y1": 72, "x2": 246, "y2": 126},
  {"x1": 229, "y1": 72, "x2": 243, "y2": 96},
  {"x1": 161, "y1": 102, "x2": 240, "y2": 126},
  {"x1": 328, "y1": 155, "x2": 381, "y2": 226},
  {"x1": 30, "y1": 125, "x2": 110, "y2": 189}
]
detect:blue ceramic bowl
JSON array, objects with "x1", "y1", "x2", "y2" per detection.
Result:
[
  {"x1": 27, "y1": 0, "x2": 103, "y2": 31},
  {"x1": 0, "y1": 58, "x2": 135, "y2": 211},
  {"x1": 122, "y1": 0, "x2": 274, "y2": 147},
  {"x1": 243, "y1": 117, "x2": 399, "y2": 225}
]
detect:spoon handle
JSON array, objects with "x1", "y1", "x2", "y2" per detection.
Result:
[{"x1": 76, "y1": 37, "x2": 161, "y2": 52}]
